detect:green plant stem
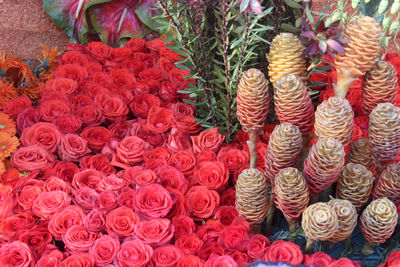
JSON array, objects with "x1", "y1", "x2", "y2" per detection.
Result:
[
  {"x1": 344, "y1": 237, "x2": 352, "y2": 251},
  {"x1": 305, "y1": 238, "x2": 316, "y2": 253},
  {"x1": 237, "y1": 13, "x2": 250, "y2": 79},
  {"x1": 285, "y1": 215, "x2": 299, "y2": 234},
  {"x1": 265, "y1": 191, "x2": 276, "y2": 236},
  {"x1": 361, "y1": 241, "x2": 375, "y2": 256}
]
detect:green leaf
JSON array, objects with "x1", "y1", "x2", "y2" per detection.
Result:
[
  {"x1": 285, "y1": 0, "x2": 302, "y2": 9},
  {"x1": 280, "y1": 23, "x2": 301, "y2": 33}
]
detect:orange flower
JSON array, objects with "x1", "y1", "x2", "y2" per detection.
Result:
[
  {"x1": 0, "y1": 133, "x2": 19, "y2": 159},
  {"x1": 0, "y1": 112, "x2": 16, "y2": 135},
  {"x1": 0, "y1": 80, "x2": 18, "y2": 109}
]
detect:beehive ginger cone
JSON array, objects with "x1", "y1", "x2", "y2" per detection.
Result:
[
  {"x1": 360, "y1": 198, "x2": 398, "y2": 246},
  {"x1": 327, "y1": 198, "x2": 357, "y2": 243},
  {"x1": 346, "y1": 138, "x2": 376, "y2": 175},
  {"x1": 264, "y1": 123, "x2": 303, "y2": 182},
  {"x1": 274, "y1": 167, "x2": 309, "y2": 232},
  {"x1": 274, "y1": 74, "x2": 314, "y2": 134},
  {"x1": 369, "y1": 103, "x2": 400, "y2": 169},
  {"x1": 336, "y1": 163, "x2": 374, "y2": 212},
  {"x1": 363, "y1": 61, "x2": 398, "y2": 115},
  {"x1": 267, "y1": 33, "x2": 306, "y2": 86},
  {"x1": 373, "y1": 162, "x2": 400, "y2": 206},
  {"x1": 334, "y1": 16, "x2": 381, "y2": 97},
  {"x1": 314, "y1": 96, "x2": 354, "y2": 146},
  {"x1": 304, "y1": 137, "x2": 345, "y2": 194},
  {"x1": 235, "y1": 168, "x2": 268, "y2": 225}
]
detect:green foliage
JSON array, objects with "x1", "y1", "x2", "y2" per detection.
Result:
[{"x1": 152, "y1": 0, "x2": 275, "y2": 140}]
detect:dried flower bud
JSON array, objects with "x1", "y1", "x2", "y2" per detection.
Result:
[
  {"x1": 302, "y1": 202, "x2": 339, "y2": 241},
  {"x1": 373, "y1": 162, "x2": 400, "y2": 206},
  {"x1": 327, "y1": 198, "x2": 357, "y2": 242},
  {"x1": 346, "y1": 138, "x2": 376, "y2": 175}
]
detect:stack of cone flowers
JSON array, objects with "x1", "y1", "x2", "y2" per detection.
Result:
[
  {"x1": 274, "y1": 74, "x2": 314, "y2": 134},
  {"x1": 267, "y1": 33, "x2": 306, "y2": 85},
  {"x1": 235, "y1": 168, "x2": 269, "y2": 225},
  {"x1": 336, "y1": 163, "x2": 374, "y2": 212},
  {"x1": 369, "y1": 103, "x2": 400, "y2": 169},
  {"x1": 314, "y1": 97, "x2": 354, "y2": 147},
  {"x1": 303, "y1": 137, "x2": 345, "y2": 194},
  {"x1": 373, "y1": 162, "x2": 400, "y2": 206},
  {"x1": 327, "y1": 198, "x2": 357, "y2": 243},
  {"x1": 360, "y1": 198, "x2": 398, "y2": 254},
  {"x1": 334, "y1": 15, "x2": 381, "y2": 97},
  {"x1": 274, "y1": 167, "x2": 309, "y2": 232},
  {"x1": 264, "y1": 123, "x2": 303, "y2": 182},
  {"x1": 363, "y1": 61, "x2": 398, "y2": 114},
  {"x1": 346, "y1": 138, "x2": 376, "y2": 175}
]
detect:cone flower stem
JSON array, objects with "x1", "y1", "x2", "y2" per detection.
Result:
[
  {"x1": 361, "y1": 241, "x2": 375, "y2": 256},
  {"x1": 305, "y1": 239, "x2": 316, "y2": 253},
  {"x1": 285, "y1": 216, "x2": 299, "y2": 234},
  {"x1": 334, "y1": 68, "x2": 359, "y2": 98},
  {"x1": 247, "y1": 130, "x2": 259, "y2": 169},
  {"x1": 344, "y1": 237, "x2": 352, "y2": 252},
  {"x1": 265, "y1": 192, "x2": 276, "y2": 236}
]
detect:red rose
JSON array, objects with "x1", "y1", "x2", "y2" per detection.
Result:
[
  {"x1": 197, "y1": 220, "x2": 223, "y2": 242},
  {"x1": 111, "y1": 47, "x2": 132, "y2": 61},
  {"x1": 328, "y1": 257, "x2": 361, "y2": 267},
  {"x1": 0, "y1": 212, "x2": 38, "y2": 238},
  {"x1": 0, "y1": 241, "x2": 34, "y2": 267},
  {"x1": 94, "y1": 93, "x2": 129, "y2": 121},
  {"x1": 139, "y1": 67, "x2": 163, "y2": 81},
  {"x1": 114, "y1": 136, "x2": 150, "y2": 168},
  {"x1": 134, "y1": 218, "x2": 174, "y2": 246},
  {"x1": 153, "y1": 245, "x2": 184, "y2": 267},
  {"x1": 52, "y1": 161, "x2": 79, "y2": 183},
  {"x1": 204, "y1": 255, "x2": 237, "y2": 267},
  {"x1": 134, "y1": 184, "x2": 173, "y2": 219},
  {"x1": 166, "y1": 187, "x2": 187, "y2": 219},
  {"x1": 146, "y1": 38, "x2": 167, "y2": 52},
  {"x1": 80, "y1": 126, "x2": 112, "y2": 151},
  {"x1": 87, "y1": 42, "x2": 112, "y2": 61},
  {"x1": 168, "y1": 68, "x2": 190, "y2": 90},
  {"x1": 191, "y1": 128, "x2": 225, "y2": 154},
  {"x1": 54, "y1": 114, "x2": 82, "y2": 134},
  {"x1": 136, "y1": 122, "x2": 166, "y2": 147},
  {"x1": 185, "y1": 186, "x2": 220, "y2": 220},
  {"x1": 73, "y1": 187, "x2": 99, "y2": 212},
  {"x1": 263, "y1": 240, "x2": 303, "y2": 265},
  {"x1": 154, "y1": 165, "x2": 187, "y2": 193},
  {"x1": 72, "y1": 169, "x2": 105, "y2": 190},
  {"x1": 173, "y1": 113, "x2": 202, "y2": 134},
  {"x1": 165, "y1": 128, "x2": 192, "y2": 152},
  {"x1": 45, "y1": 78, "x2": 78, "y2": 96},
  {"x1": 89, "y1": 235, "x2": 120, "y2": 266},
  {"x1": 159, "y1": 81, "x2": 178, "y2": 103},
  {"x1": 60, "y1": 50, "x2": 89, "y2": 66},
  {"x1": 197, "y1": 150, "x2": 217, "y2": 163},
  {"x1": 247, "y1": 234, "x2": 270, "y2": 259},
  {"x1": 214, "y1": 206, "x2": 239, "y2": 225},
  {"x1": 82, "y1": 81, "x2": 109, "y2": 98},
  {"x1": 146, "y1": 107, "x2": 173, "y2": 133},
  {"x1": 96, "y1": 173, "x2": 127, "y2": 192},
  {"x1": 227, "y1": 250, "x2": 251, "y2": 266},
  {"x1": 20, "y1": 122, "x2": 61, "y2": 153},
  {"x1": 39, "y1": 99, "x2": 71, "y2": 122},
  {"x1": 380, "y1": 250, "x2": 400, "y2": 267},
  {"x1": 54, "y1": 64, "x2": 88, "y2": 83},
  {"x1": 3, "y1": 95, "x2": 32, "y2": 119},
  {"x1": 46, "y1": 205, "x2": 83, "y2": 238},
  {"x1": 32, "y1": 191, "x2": 71, "y2": 219},
  {"x1": 83, "y1": 209, "x2": 106, "y2": 232},
  {"x1": 106, "y1": 206, "x2": 140, "y2": 237},
  {"x1": 59, "y1": 133, "x2": 90, "y2": 162},
  {"x1": 89, "y1": 71, "x2": 112, "y2": 86},
  {"x1": 125, "y1": 37, "x2": 147, "y2": 52},
  {"x1": 130, "y1": 93, "x2": 161, "y2": 118},
  {"x1": 37, "y1": 250, "x2": 64, "y2": 267},
  {"x1": 17, "y1": 184, "x2": 44, "y2": 210},
  {"x1": 16, "y1": 107, "x2": 40, "y2": 135},
  {"x1": 261, "y1": 124, "x2": 277, "y2": 143},
  {"x1": 72, "y1": 93, "x2": 93, "y2": 106},
  {"x1": 118, "y1": 187, "x2": 136, "y2": 209},
  {"x1": 110, "y1": 68, "x2": 136, "y2": 88},
  {"x1": 168, "y1": 150, "x2": 196, "y2": 177},
  {"x1": 143, "y1": 147, "x2": 171, "y2": 170},
  {"x1": 176, "y1": 234, "x2": 203, "y2": 255},
  {"x1": 44, "y1": 176, "x2": 71, "y2": 194},
  {"x1": 117, "y1": 240, "x2": 153, "y2": 267},
  {"x1": 177, "y1": 255, "x2": 204, "y2": 267},
  {"x1": 11, "y1": 146, "x2": 56, "y2": 172},
  {"x1": 123, "y1": 61, "x2": 146, "y2": 76},
  {"x1": 217, "y1": 147, "x2": 249, "y2": 173},
  {"x1": 171, "y1": 215, "x2": 196, "y2": 240},
  {"x1": 158, "y1": 57, "x2": 175, "y2": 72},
  {"x1": 218, "y1": 217, "x2": 249, "y2": 251},
  {"x1": 97, "y1": 191, "x2": 119, "y2": 212},
  {"x1": 109, "y1": 120, "x2": 132, "y2": 140},
  {"x1": 304, "y1": 251, "x2": 334, "y2": 266},
  {"x1": 80, "y1": 154, "x2": 116, "y2": 175},
  {"x1": 61, "y1": 225, "x2": 96, "y2": 253},
  {"x1": 194, "y1": 161, "x2": 229, "y2": 191},
  {"x1": 61, "y1": 253, "x2": 95, "y2": 267},
  {"x1": 123, "y1": 166, "x2": 160, "y2": 187}
]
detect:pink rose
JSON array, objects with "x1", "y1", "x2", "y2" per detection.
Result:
[
  {"x1": 117, "y1": 240, "x2": 153, "y2": 267},
  {"x1": 62, "y1": 225, "x2": 97, "y2": 252},
  {"x1": 89, "y1": 235, "x2": 120, "y2": 266},
  {"x1": 32, "y1": 191, "x2": 71, "y2": 219},
  {"x1": 133, "y1": 218, "x2": 174, "y2": 246}
]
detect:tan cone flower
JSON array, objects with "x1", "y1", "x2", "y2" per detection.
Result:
[
  {"x1": 369, "y1": 103, "x2": 400, "y2": 167},
  {"x1": 346, "y1": 138, "x2": 376, "y2": 175},
  {"x1": 360, "y1": 198, "x2": 398, "y2": 245},
  {"x1": 274, "y1": 167, "x2": 309, "y2": 219},
  {"x1": 302, "y1": 202, "x2": 339, "y2": 241},
  {"x1": 314, "y1": 97, "x2": 354, "y2": 146},
  {"x1": 304, "y1": 137, "x2": 345, "y2": 193},
  {"x1": 267, "y1": 33, "x2": 306, "y2": 85},
  {"x1": 274, "y1": 74, "x2": 314, "y2": 133},
  {"x1": 373, "y1": 162, "x2": 400, "y2": 206},
  {"x1": 336, "y1": 163, "x2": 374, "y2": 212},
  {"x1": 264, "y1": 123, "x2": 303, "y2": 182},
  {"x1": 327, "y1": 198, "x2": 357, "y2": 242},
  {"x1": 236, "y1": 168, "x2": 268, "y2": 224},
  {"x1": 363, "y1": 61, "x2": 398, "y2": 115},
  {"x1": 334, "y1": 16, "x2": 381, "y2": 97},
  {"x1": 237, "y1": 68, "x2": 270, "y2": 133}
]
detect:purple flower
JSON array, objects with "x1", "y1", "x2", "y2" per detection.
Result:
[{"x1": 239, "y1": 0, "x2": 263, "y2": 14}]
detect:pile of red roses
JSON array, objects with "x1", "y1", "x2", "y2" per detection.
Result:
[{"x1": 0, "y1": 38, "x2": 382, "y2": 267}]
